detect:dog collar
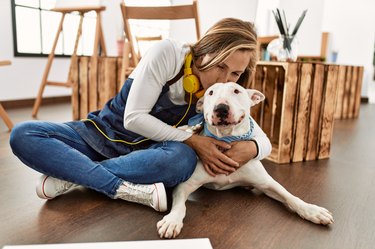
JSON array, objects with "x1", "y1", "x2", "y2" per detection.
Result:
[
  {"x1": 188, "y1": 113, "x2": 205, "y2": 127},
  {"x1": 203, "y1": 119, "x2": 254, "y2": 142},
  {"x1": 187, "y1": 113, "x2": 255, "y2": 142}
]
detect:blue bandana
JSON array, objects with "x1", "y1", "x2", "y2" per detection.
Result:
[
  {"x1": 187, "y1": 113, "x2": 254, "y2": 142},
  {"x1": 187, "y1": 113, "x2": 205, "y2": 127}
]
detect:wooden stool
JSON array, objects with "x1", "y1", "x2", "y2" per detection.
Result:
[
  {"x1": 32, "y1": 6, "x2": 107, "y2": 118},
  {"x1": 0, "y1": 60, "x2": 14, "y2": 131}
]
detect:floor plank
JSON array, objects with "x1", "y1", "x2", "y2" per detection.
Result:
[{"x1": 1, "y1": 103, "x2": 375, "y2": 248}]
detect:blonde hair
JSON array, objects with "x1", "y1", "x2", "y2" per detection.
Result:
[{"x1": 191, "y1": 18, "x2": 258, "y2": 86}]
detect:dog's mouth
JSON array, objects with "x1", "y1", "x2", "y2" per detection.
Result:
[
  {"x1": 211, "y1": 114, "x2": 245, "y2": 127},
  {"x1": 215, "y1": 120, "x2": 235, "y2": 126}
]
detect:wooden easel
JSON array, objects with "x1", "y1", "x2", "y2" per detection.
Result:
[{"x1": 32, "y1": 6, "x2": 107, "y2": 117}]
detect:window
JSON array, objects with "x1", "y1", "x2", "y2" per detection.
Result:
[{"x1": 11, "y1": 0, "x2": 96, "y2": 57}]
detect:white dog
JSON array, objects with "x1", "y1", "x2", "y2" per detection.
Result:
[{"x1": 157, "y1": 82, "x2": 334, "y2": 239}]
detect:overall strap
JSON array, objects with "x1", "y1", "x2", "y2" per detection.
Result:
[{"x1": 166, "y1": 65, "x2": 184, "y2": 86}]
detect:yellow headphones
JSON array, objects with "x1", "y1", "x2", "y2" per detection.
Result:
[{"x1": 183, "y1": 53, "x2": 205, "y2": 98}]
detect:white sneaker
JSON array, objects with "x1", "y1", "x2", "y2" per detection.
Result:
[
  {"x1": 115, "y1": 181, "x2": 167, "y2": 212},
  {"x1": 36, "y1": 175, "x2": 77, "y2": 200}
]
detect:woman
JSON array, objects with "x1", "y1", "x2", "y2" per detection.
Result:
[{"x1": 10, "y1": 18, "x2": 271, "y2": 212}]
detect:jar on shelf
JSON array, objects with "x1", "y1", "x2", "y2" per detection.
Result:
[{"x1": 267, "y1": 35, "x2": 298, "y2": 62}]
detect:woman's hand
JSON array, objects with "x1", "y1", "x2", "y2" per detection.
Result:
[
  {"x1": 224, "y1": 140, "x2": 258, "y2": 167},
  {"x1": 184, "y1": 135, "x2": 240, "y2": 176}
]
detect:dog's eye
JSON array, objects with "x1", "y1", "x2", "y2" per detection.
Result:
[
  {"x1": 209, "y1": 90, "x2": 213, "y2": 96},
  {"x1": 234, "y1": 89, "x2": 240, "y2": 94}
]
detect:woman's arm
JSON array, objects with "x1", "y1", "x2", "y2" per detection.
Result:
[
  {"x1": 124, "y1": 40, "x2": 192, "y2": 142},
  {"x1": 184, "y1": 134, "x2": 239, "y2": 176},
  {"x1": 224, "y1": 118, "x2": 272, "y2": 166},
  {"x1": 249, "y1": 118, "x2": 272, "y2": 160}
]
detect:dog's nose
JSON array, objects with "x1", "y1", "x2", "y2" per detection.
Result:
[{"x1": 214, "y1": 103, "x2": 230, "y2": 119}]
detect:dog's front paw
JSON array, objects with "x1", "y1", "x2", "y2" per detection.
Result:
[
  {"x1": 156, "y1": 213, "x2": 184, "y2": 239},
  {"x1": 297, "y1": 203, "x2": 334, "y2": 225}
]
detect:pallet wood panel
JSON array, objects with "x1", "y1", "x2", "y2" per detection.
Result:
[
  {"x1": 305, "y1": 64, "x2": 324, "y2": 161},
  {"x1": 250, "y1": 66, "x2": 265, "y2": 127},
  {"x1": 318, "y1": 65, "x2": 339, "y2": 159},
  {"x1": 353, "y1": 67, "x2": 364, "y2": 118},
  {"x1": 292, "y1": 63, "x2": 313, "y2": 162},
  {"x1": 79, "y1": 57, "x2": 89, "y2": 120},
  {"x1": 71, "y1": 56, "x2": 123, "y2": 120},
  {"x1": 334, "y1": 66, "x2": 346, "y2": 120},
  {"x1": 349, "y1": 66, "x2": 358, "y2": 118},
  {"x1": 262, "y1": 66, "x2": 277, "y2": 139},
  {"x1": 334, "y1": 65, "x2": 363, "y2": 119},
  {"x1": 343, "y1": 66, "x2": 352, "y2": 119},
  {"x1": 252, "y1": 62, "x2": 341, "y2": 163},
  {"x1": 278, "y1": 63, "x2": 298, "y2": 163},
  {"x1": 70, "y1": 57, "x2": 79, "y2": 121},
  {"x1": 89, "y1": 56, "x2": 98, "y2": 113}
]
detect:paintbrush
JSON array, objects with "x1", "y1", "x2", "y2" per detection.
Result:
[
  {"x1": 275, "y1": 8, "x2": 291, "y2": 51},
  {"x1": 271, "y1": 8, "x2": 308, "y2": 54},
  {"x1": 282, "y1": 9, "x2": 289, "y2": 35},
  {"x1": 272, "y1": 10, "x2": 285, "y2": 35},
  {"x1": 291, "y1": 9, "x2": 307, "y2": 36}
]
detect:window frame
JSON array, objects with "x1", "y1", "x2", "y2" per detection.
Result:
[{"x1": 10, "y1": 0, "x2": 93, "y2": 58}]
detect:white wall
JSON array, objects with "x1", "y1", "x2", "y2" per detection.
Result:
[
  {"x1": 278, "y1": 0, "x2": 324, "y2": 55},
  {"x1": 255, "y1": 0, "x2": 324, "y2": 55},
  {"x1": 169, "y1": 0, "x2": 258, "y2": 42},
  {"x1": 255, "y1": 0, "x2": 375, "y2": 100},
  {"x1": 254, "y1": 0, "x2": 279, "y2": 36},
  {"x1": 195, "y1": 0, "x2": 258, "y2": 35},
  {"x1": 322, "y1": 0, "x2": 375, "y2": 99}
]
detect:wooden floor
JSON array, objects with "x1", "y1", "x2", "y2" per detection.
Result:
[{"x1": 1, "y1": 103, "x2": 375, "y2": 249}]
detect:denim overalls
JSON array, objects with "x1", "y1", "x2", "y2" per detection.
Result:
[
  {"x1": 67, "y1": 77, "x2": 197, "y2": 158},
  {"x1": 10, "y1": 77, "x2": 198, "y2": 198}
]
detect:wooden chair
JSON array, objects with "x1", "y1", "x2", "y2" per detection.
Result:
[
  {"x1": 0, "y1": 60, "x2": 14, "y2": 131},
  {"x1": 32, "y1": 6, "x2": 107, "y2": 118},
  {"x1": 119, "y1": 0, "x2": 201, "y2": 83},
  {"x1": 0, "y1": 104, "x2": 13, "y2": 131},
  {"x1": 135, "y1": 35, "x2": 163, "y2": 60}
]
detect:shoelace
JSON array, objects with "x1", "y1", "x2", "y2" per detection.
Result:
[
  {"x1": 54, "y1": 180, "x2": 75, "y2": 194},
  {"x1": 120, "y1": 183, "x2": 154, "y2": 207}
]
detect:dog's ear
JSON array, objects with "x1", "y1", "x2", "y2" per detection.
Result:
[
  {"x1": 196, "y1": 96, "x2": 204, "y2": 113},
  {"x1": 246, "y1": 89, "x2": 265, "y2": 106}
]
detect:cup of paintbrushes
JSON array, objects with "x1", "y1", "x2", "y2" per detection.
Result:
[{"x1": 267, "y1": 35, "x2": 298, "y2": 62}]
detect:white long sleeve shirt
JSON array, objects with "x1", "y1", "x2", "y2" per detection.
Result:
[{"x1": 124, "y1": 39, "x2": 272, "y2": 160}]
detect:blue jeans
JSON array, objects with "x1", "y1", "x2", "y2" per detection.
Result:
[{"x1": 9, "y1": 121, "x2": 197, "y2": 198}]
